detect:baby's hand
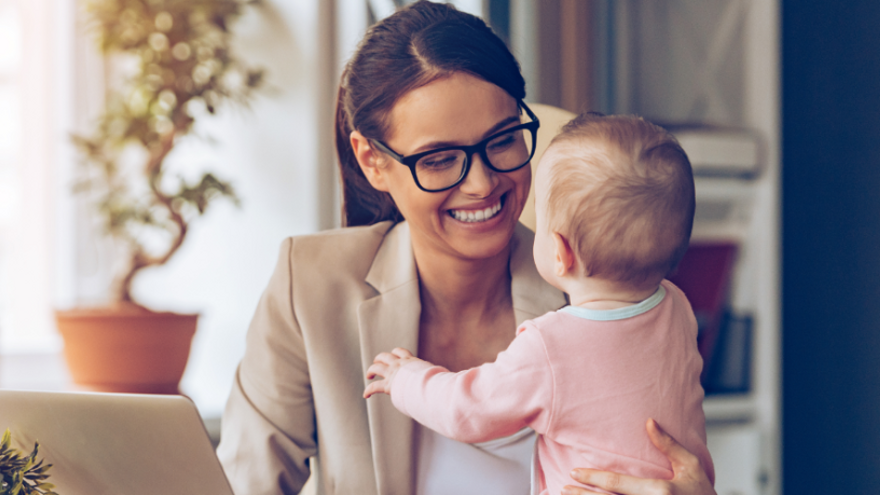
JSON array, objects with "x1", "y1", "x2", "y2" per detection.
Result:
[{"x1": 364, "y1": 347, "x2": 421, "y2": 399}]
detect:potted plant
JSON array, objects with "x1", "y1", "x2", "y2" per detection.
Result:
[
  {"x1": 55, "y1": 0, "x2": 263, "y2": 394},
  {"x1": 0, "y1": 429, "x2": 57, "y2": 495}
]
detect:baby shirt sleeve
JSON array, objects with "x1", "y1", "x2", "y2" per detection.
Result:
[{"x1": 389, "y1": 322, "x2": 555, "y2": 443}]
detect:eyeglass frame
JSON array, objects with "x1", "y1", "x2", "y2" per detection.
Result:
[{"x1": 369, "y1": 101, "x2": 541, "y2": 193}]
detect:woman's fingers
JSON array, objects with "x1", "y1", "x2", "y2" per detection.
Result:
[
  {"x1": 561, "y1": 484, "x2": 602, "y2": 495},
  {"x1": 566, "y1": 469, "x2": 666, "y2": 495},
  {"x1": 647, "y1": 418, "x2": 688, "y2": 460},
  {"x1": 564, "y1": 420, "x2": 716, "y2": 495},
  {"x1": 646, "y1": 418, "x2": 710, "y2": 484}
]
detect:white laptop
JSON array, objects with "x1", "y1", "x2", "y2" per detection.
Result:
[{"x1": 0, "y1": 390, "x2": 234, "y2": 495}]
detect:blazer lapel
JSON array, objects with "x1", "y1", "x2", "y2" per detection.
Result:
[{"x1": 358, "y1": 222, "x2": 420, "y2": 495}]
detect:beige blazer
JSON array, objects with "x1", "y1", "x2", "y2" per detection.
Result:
[{"x1": 217, "y1": 221, "x2": 566, "y2": 495}]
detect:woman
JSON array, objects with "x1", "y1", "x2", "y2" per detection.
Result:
[{"x1": 216, "y1": 2, "x2": 716, "y2": 494}]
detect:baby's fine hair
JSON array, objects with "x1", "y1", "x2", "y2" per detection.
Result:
[{"x1": 545, "y1": 113, "x2": 695, "y2": 289}]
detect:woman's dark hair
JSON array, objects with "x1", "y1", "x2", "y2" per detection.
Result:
[{"x1": 335, "y1": 0, "x2": 526, "y2": 226}]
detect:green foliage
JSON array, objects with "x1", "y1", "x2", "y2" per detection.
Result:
[
  {"x1": 0, "y1": 429, "x2": 58, "y2": 495},
  {"x1": 73, "y1": 0, "x2": 263, "y2": 303}
]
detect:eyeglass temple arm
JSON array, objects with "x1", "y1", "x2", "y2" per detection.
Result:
[{"x1": 520, "y1": 101, "x2": 541, "y2": 129}]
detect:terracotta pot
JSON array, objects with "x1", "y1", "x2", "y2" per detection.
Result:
[{"x1": 55, "y1": 304, "x2": 198, "y2": 394}]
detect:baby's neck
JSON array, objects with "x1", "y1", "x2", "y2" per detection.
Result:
[{"x1": 566, "y1": 279, "x2": 660, "y2": 310}]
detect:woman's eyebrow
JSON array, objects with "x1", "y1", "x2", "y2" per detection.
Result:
[
  {"x1": 411, "y1": 114, "x2": 521, "y2": 154},
  {"x1": 482, "y1": 115, "x2": 522, "y2": 137}
]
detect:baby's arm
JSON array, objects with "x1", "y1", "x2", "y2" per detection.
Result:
[{"x1": 364, "y1": 324, "x2": 554, "y2": 443}]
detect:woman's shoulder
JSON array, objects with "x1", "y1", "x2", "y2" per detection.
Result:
[
  {"x1": 284, "y1": 221, "x2": 393, "y2": 253},
  {"x1": 295, "y1": 220, "x2": 394, "y2": 240},
  {"x1": 278, "y1": 221, "x2": 401, "y2": 276}
]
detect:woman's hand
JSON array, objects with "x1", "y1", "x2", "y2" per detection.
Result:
[
  {"x1": 562, "y1": 419, "x2": 716, "y2": 495},
  {"x1": 364, "y1": 347, "x2": 422, "y2": 398}
]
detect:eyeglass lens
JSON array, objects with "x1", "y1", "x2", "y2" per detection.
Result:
[{"x1": 414, "y1": 127, "x2": 535, "y2": 191}]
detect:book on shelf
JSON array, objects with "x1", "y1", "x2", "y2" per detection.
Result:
[
  {"x1": 667, "y1": 241, "x2": 739, "y2": 388},
  {"x1": 660, "y1": 123, "x2": 764, "y2": 178},
  {"x1": 703, "y1": 311, "x2": 753, "y2": 395}
]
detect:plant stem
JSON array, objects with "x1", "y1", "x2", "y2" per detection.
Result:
[{"x1": 117, "y1": 131, "x2": 189, "y2": 303}]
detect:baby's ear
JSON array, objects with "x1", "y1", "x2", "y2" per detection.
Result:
[
  {"x1": 552, "y1": 232, "x2": 577, "y2": 277},
  {"x1": 351, "y1": 131, "x2": 390, "y2": 192}
]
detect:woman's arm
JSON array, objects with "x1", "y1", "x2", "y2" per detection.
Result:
[
  {"x1": 217, "y1": 238, "x2": 317, "y2": 495},
  {"x1": 562, "y1": 419, "x2": 716, "y2": 495}
]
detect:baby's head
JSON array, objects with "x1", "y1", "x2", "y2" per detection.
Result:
[{"x1": 533, "y1": 113, "x2": 694, "y2": 292}]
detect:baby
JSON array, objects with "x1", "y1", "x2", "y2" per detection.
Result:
[{"x1": 364, "y1": 113, "x2": 715, "y2": 494}]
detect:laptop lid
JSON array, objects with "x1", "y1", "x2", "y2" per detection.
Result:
[{"x1": 0, "y1": 390, "x2": 234, "y2": 495}]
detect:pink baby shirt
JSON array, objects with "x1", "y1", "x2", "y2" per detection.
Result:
[{"x1": 390, "y1": 280, "x2": 715, "y2": 495}]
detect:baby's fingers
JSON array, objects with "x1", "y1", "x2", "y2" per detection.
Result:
[
  {"x1": 363, "y1": 379, "x2": 389, "y2": 399},
  {"x1": 366, "y1": 362, "x2": 388, "y2": 380},
  {"x1": 372, "y1": 351, "x2": 400, "y2": 366},
  {"x1": 391, "y1": 347, "x2": 414, "y2": 359}
]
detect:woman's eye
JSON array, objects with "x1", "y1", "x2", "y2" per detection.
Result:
[
  {"x1": 420, "y1": 154, "x2": 458, "y2": 169},
  {"x1": 487, "y1": 132, "x2": 517, "y2": 151}
]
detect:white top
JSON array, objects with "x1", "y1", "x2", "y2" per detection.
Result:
[{"x1": 415, "y1": 424, "x2": 535, "y2": 495}]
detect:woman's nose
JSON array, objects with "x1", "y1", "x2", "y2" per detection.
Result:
[{"x1": 458, "y1": 154, "x2": 498, "y2": 197}]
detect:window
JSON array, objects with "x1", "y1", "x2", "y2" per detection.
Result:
[
  {"x1": 0, "y1": 0, "x2": 40, "y2": 353},
  {"x1": 0, "y1": 0, "x2": 86, "y2": 354}
]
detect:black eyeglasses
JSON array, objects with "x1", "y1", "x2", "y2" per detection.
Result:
[{"x1": 370, "y1": 102, "x2": 540, "y2": 192}]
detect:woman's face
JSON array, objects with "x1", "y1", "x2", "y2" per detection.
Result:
[{"x1": 372, "y1": 72, "x2": 531, "y2": 262}]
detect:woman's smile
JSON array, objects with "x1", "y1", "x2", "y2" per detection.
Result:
[{"x1": 447, "y1": 194, "x2": 504, "y2": 223}]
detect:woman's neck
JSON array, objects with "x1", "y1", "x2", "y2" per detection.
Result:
[
  {"x1": 414, "y1": 243, "x2": 512, "y2": 319},
  {"x1": 413, "y1": 242, "x2": 516, "y2": 371}
]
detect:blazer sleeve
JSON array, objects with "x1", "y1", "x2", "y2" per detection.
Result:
[
  {"x1": 217, "y1": 238, "x2": 317, "y2": 495},
  {"x1": 389, "y1": 322, "x2": 555, "y2": 443}
]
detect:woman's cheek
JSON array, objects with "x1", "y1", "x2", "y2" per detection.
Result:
[{"x1": 510, "y1": 166, "x2": 533, "y2": 219}]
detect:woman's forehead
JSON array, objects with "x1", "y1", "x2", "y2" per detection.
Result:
[{"x1": 385, "y1": 72, "x2": 519, "y2": 153}]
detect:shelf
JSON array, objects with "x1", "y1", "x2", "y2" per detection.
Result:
[{"x1": 703, "y1": 394, "x2": 756, "y2": 424}]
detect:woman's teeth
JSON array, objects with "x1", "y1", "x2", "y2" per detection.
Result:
[{"x1": 449, "y1": 200, "x2": 503, "y2": 223}]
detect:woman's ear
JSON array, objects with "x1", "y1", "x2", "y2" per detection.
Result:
[
  {"x1": 552, "y1": 232, "x2": 577, "y2": 277},
  {"x1": 351, "y1": 130, "x2": 390, "y2": 192}
]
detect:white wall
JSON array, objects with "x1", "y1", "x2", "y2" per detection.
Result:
[
  {"x1": 128, "y1": 1, "x2": 331, "y2": 417},
  {"x1": 0, "y1": 0, "x2": 64, "y2": 354}
]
